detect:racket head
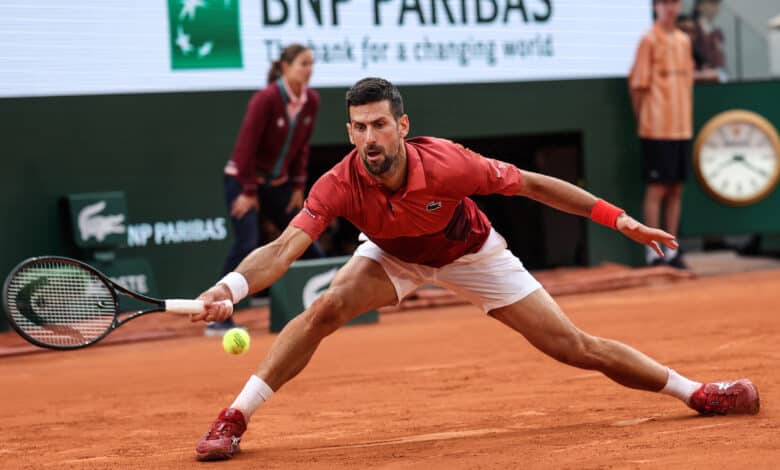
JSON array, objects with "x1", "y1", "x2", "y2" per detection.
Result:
[{"x1": 2, "y1": 256, "x2": 120, "y2": 350}]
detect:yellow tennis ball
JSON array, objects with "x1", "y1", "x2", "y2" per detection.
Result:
[{"x1": 222, "y1": 328, "x2": 250, "y2": 355}]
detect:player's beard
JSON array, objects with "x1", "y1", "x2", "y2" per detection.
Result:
[{"x1": 361, "y1": 141, "x2": 399, "y2": 176}]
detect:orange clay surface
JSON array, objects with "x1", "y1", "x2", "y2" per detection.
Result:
[{"x1": 1, "y1": 269, "x2": 778, "y2": 469}]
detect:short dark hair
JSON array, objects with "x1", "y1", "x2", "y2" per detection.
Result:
[{"x1": 345, "y1": 77, "x2": 404, "y2": 120}]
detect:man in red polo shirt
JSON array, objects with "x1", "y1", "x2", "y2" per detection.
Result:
[{"x1": 191, "y1": 78, "x2": 760, "y2": 461}]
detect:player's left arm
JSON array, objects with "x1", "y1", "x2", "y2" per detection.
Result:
[
  {"x1": 455, "y1": 142, "x2": 675, "y2": 254},
  {"x1": 517, "y1": 170, "x2": 677, "y2": 256}
]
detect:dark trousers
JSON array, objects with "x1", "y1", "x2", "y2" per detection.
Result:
[{"x1": 221, "y1": 175, "x2": 323, "y2": 276}]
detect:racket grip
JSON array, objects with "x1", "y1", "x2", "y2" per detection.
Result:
[{"x1": 164, "y1": 299, "x2": 233, "y2": 315}]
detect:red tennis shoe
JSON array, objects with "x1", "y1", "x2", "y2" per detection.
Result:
[
  {"x1": 688, "y1": 379, "x2": 760, "y2": 415},
  {"x1": 195, "y1": 408, "x2": 247, "y2": 461}
]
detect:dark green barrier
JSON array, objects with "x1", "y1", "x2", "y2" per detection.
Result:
[
  {"x1": 683, "y1": 81, "x2": 780, "y2": 236},
  {"x1": 269, "y1": 256, "x2": 378, "y2": 333},
  {"x1": 5, "y1": 79, "x2": 779, "y2": 333}
]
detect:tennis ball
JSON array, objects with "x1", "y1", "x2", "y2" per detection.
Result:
[{"x1": 222, "y1": 328, "x2": 250, "y2": 355}]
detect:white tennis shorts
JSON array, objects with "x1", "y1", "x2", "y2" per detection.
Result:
[{"x1": 353, "y1": 228, "x2": 542, "y2": 313}]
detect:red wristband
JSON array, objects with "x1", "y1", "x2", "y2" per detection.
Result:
[{"x1": 590, "y1": 199, "x2": 625, "y2": 229}]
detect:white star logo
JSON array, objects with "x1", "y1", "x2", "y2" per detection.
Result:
[
  {"x1": 179, "y1": 0, "x2": 205, "y2": 21},
  {"x1": 198, "y1": 41, "x2": 213, "y2": 58},
  {"x1": 175, "y1": 25, "x2": 193, "y2": 54}
]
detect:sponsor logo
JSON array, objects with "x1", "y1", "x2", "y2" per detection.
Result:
[
  {"x1": 78, "y1": 201, "x2": 127, "y2": 243},
  {"x1": 127, "y1": 217, "x2": 227, "y2": 247},
  {"x1": 168, "y1": 0, "x2": 242, "y2": 70},
  {"x1": 16, "y1": 276, "x2": 49, "y2": 326},
  {"x1": 426, "y1": 201, "x2": 442, "y2": 211},
  {"x1": 302, "y1": 207, "x2": 317, "y2": 219},
  {"x1": 302, "y1": 267, "x2": 338, "y2": 309},
  {"x1": 489, "y1": 159, "x2": 508, "y2": 178},
  {"x1": 110, "y1": 274, "x2": 150, "y2": 294},
  {"x1": 715, "y1": 381, "x2": 736, "y2": 391}
]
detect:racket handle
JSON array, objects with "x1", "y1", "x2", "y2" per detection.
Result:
[{"x1": 164, "y1": 299, "x2": 233, "y2": 315}]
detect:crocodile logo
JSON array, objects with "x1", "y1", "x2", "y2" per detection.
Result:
[{"x1": 78, "y1": 201, "x2": 126, "y2": 243}]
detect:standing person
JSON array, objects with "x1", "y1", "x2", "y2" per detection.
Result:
[
  {"x1": 209, "y1": 44, "x2": 322, "y2": 336},
  {"x1": 629, "y1": 0, "x2": 694, "y2": 269},
  {"x1": 692, "y1": 0, "x2": 726, "y2": 82},
  {"x1": 190, "y1": 78, "x2": 759, "y2": 461},
  {"x1": 676, "y1": 13, "x2": 719, "y2": 82}
]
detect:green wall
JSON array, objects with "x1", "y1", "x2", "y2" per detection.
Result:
[
  {"x1": 0, "y1": 79, "x2": 640, "y2": 297},
  {"x1": 682, "y1": 80, "x2": 780, "y2": 235},
  {"x1": 3, "y1": 78, "x2": 779, "y2": 332}
]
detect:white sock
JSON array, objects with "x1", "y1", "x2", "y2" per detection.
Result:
[
  {"x1": 665, "y1": 247, "x2": 679, "y2": 259},
  {"x1": 230, "y1": 375, "x2": 274, "y2": 421},
  {"x1": 646, "y1": 246, "x2": 661, "y2": 264},
  {"x1": 660, "y1": 368, "x2": 701, "y2": 405}
]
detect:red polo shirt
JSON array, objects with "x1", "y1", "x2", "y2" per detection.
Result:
[{"x1": 291, "y1": 137, "x2": 524, "y2": 267}]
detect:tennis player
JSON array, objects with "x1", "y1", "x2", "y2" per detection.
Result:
[{"x1": 191, "y1": 78, "x2": 760, "y2": 461}]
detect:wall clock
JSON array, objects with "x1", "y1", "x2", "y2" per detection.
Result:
[{"x1": 694, "y1": 110, "x2": 780, "y2": 206}]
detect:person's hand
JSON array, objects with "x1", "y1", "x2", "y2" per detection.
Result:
[
  {"x1": 616, "y1": 213, "x2": 678, "y2": 258},
  {"x1": 694, "y1": 67, "x2": 720, "y2": 83},
  {"x1": 190, "y1": 284, "x2": 234, "y2": 323},
  {"x1": 286, "y1": 188, "x2": 304, "y2": 214},
  {"x1": 231, "y1": 193, "x2": 259, "y2": 219}
]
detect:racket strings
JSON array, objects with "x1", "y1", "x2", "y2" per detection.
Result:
[{"x1": 6, "y1": 261, "x2": 115, "y2": 346}]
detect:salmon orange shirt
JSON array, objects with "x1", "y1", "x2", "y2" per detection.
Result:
[{"x1": 629, "y1": 23, "x2": 694, "y2": 140}]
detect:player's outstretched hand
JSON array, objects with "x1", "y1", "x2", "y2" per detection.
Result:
[
  {"x1": 616, "y1": 213, "x2": 678, "y2": 257},
  {"x1": 191, "y1": 284, "x2": 234, "y2": 323}
]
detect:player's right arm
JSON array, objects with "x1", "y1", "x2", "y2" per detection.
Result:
[
  {"x1": 193, "y1": 171, "x2": 346, "y2": 322},
  {"x1": 235, "y1": 226, "x2": 313, "y2": 292},
  {"x1": 192, "y1": 226, "x2": 313, "y2": 322}
]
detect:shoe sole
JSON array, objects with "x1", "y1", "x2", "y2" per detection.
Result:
[{"x1": 195, "y1": 447, "x2": 240, "y2": 461}]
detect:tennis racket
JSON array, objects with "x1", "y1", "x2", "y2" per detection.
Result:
[{"x1": 2, "y1": 256, "x2": 232, "y2": 350}]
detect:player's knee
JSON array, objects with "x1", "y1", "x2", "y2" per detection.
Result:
[{"x1": 304, "y1": 291, "x2": 348, "y2": 334}]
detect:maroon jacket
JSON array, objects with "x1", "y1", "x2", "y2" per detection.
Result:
[
  {"x1": 227, "y1": 81, "x2": 319, "y2": 195},
  {"x1": 692, "y1": 22, "x2": 724, "y2": 69}
]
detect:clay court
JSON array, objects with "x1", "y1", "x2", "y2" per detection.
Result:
[{"x1": 1, "y1": 268, "x2": 778, "y2": 469}]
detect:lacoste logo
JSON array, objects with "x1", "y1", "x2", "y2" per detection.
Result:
[
  {"x1": 303, "y1": 268, "x2": 338, "y2": 309},
  {"x1": 78, "y1": 201, "x2": 126, "y2": 242},
  {"x1": 489, "y1": 159, "x2": 508, "y2": 178},
  {"x1": 426, "y1": 201, "x2": 442, "y2": 212}
]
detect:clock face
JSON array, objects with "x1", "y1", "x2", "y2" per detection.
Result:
[{"x1": 694, "y1": 111, "x2": 780, "y2": 206}]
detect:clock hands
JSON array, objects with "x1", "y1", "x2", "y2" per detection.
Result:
[
  {"x1": 707, "y1": 154, "x2": 769, "y2": 180},
  {"x1": 708, "y1": 155, "x2": 738, "y2": 179},
  {"x1": 734, "y1": 157, "x2": 769, "y2": 178}
]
